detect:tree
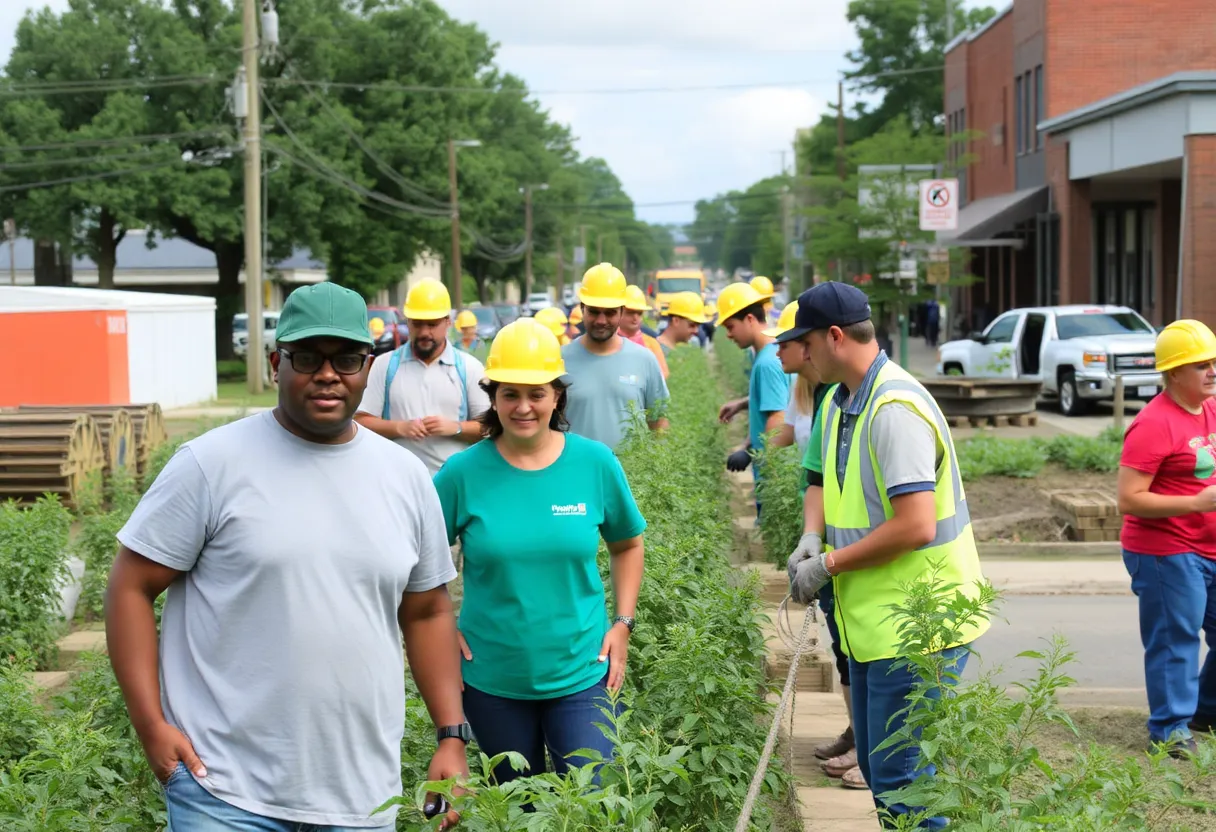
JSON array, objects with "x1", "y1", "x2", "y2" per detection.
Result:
[
  {"x1": 687, "y1": 177, "x2": 787, "y2": 280},
  {"x1": 845, "y1": 0, "x2": 997, "y2": 135}
]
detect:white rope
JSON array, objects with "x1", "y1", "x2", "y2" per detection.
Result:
[{"x1": 733, "y1": 594, "x2": 817, "y2": 832}]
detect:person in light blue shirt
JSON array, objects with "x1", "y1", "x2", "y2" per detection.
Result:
[{"x1": 715, "y1": 282, "x2": 792, "y2": 516}]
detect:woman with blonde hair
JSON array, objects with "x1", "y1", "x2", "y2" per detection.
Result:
[{"x1": 769, "y1": 301, "x2": 864, "y2": 790}]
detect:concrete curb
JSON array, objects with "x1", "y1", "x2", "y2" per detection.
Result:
[{"x1": 979, "y1": 541, "x2": 1120, "y2": 559}]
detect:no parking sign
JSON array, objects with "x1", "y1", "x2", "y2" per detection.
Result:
[{"x1": 919, "y1": 179, "x2": 958, "y2": 232}]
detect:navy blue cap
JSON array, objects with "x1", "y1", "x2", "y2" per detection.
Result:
[{"x1": 775, "y1": 281, "x2": 872, "y2": 343}]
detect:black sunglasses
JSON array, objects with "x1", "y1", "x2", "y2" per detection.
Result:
[{"x1": 277, "y1": 348, "x2": 370, "y2": 375}]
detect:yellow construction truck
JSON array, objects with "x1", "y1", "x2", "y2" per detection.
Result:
[{"x1": 651, "y1": 268, "x2": 706, "y2": 315}]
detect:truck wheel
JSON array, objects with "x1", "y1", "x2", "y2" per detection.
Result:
[{"x1": 1058, "y1": 372, "x2": 1090, "y2": 416}]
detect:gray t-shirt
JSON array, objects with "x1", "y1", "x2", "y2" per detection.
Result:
[
  {"x1": 116, "y1": 411, "x2": 456, "y2": 827},
  {"x1": 871, "y1": 402, "x2": 943, "y2": 498},
  {"x1": 561, "y1": 337, "x2": 669, "y2": 451}
]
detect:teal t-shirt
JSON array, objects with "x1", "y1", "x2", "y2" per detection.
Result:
[
  {"x1": 561, "y1": 338, "x2": 669, "y2": 451},
  {"x1": 432, "y1": 433, "x2": 647, "y2": 699},
  {"x1": 748, "y1": 342, "x2": 793, "y2": 453}
]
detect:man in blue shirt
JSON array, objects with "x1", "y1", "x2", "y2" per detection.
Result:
[{"x1": 715, "y1": 281, "x2": 792, "y2": 516}]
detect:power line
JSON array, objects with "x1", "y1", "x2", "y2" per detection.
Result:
[
  {"x1": 0, "y1": 157, "x2": 187, "y2": 194},
  {"x1": 0, "y1": 147, "x2": 188, "y2": 170},
  {"x1": 0, "y1": 129, "x2": 229, "y2": 154},
  {"x1": 0, "y1": 75, "x2": 220, "y2": 97}
]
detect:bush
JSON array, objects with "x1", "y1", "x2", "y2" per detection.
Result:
[
  {"x1": 955, "y1": 437, "x2": 1047, "y2": 480},
  {"x1": 753, "y1": 441, "x2": 804, "y2": 567},
  {"x1": 0, "y1": 497, "x2": 73, "y2": 668},
  {"x1": 877, "y1": 567, "x2": 1216, "y2": 830},
  {"x1": 74, "y1": 469, "x2": 142, "y2": 621}
]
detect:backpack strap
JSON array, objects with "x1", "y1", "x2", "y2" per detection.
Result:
[{"x1": 382, "y1": 346, "x2": 407, "y2": 420}]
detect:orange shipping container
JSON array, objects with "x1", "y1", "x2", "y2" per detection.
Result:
[{"x1": 0, "y1": 309, "x2": 130, "y2": 407}]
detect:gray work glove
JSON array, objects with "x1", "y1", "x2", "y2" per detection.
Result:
[
  {"x1": 786, "y1": 532, "x2": 823, "y2": 584},
  {"x1": 791, "y1": 552, "x2": 833, "y2": 605}
]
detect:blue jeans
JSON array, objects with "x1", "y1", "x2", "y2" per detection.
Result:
[
  {"x1": 162, "y1": 764, "x2": 394, "y2": 831},
  {"x1": 817, "y1": 582, "x2": 850, "y2": 688},
  {"x1": 462, "y1": 673, "x2": 617, "y2": 785},
  {"x1": 850, "y1": 645, "x2": 970, "y2": 830},
  {"x1": 1123, "y1": 550, "x2": 1216, "y2": 742}
]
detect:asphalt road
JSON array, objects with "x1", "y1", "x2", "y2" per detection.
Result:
[{"x1": 963, "y1": 594, "x2": 1211, "y2": 707}]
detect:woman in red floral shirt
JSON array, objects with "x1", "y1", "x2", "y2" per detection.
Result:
[{"x1": 1117, "y1": 319, "x2": 1216, "y2": 756}]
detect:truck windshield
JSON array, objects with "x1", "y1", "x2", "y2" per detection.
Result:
[
  {"x1": 657, "y1": 278, "x2": 702, "y2": 293},
  {"x1": 1055, "y1": 313, "x2": 1152, "y2": 340},
  {"x1": 471, "y1": 307, "x2": 496, "y2": 324}
]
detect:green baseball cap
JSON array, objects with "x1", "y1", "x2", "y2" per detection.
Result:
[{"x1": 274, "y1": 283, "x2": 374, "y2": 346}]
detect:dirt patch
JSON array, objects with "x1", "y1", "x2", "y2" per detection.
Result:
[{"x1": 966, "y1": 465, "x2": 1116, "y2": 542}]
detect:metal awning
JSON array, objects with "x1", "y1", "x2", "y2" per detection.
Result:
[{"x1": 936, "y1": 186, "x2": 1048, "y2": 248}]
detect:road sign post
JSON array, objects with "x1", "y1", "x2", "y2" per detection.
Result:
[{"x1": 919, "y1": 179, "x2": 959, "y2": 232}]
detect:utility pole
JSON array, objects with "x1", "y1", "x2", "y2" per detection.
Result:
[
  {"x1": 555, "y1": 231, "x2": 564, "y2": 306},
  {"x1": 4, "y1": 219, "x2": 15, "y2": 286},
  {"x1": 523, "y1": 186, "x2": 534, "y2": 302},
  {"x1": 447, "y1": 139, "x2": 462, "y2": 312},
  {"x1": 946, "y1": 0, "x2": 954, "y2": 40},
  {"x1": 580, "y1": 225, "x2": 590, "y2": 266},
  {"x1": 241, "y1": 0, "x2": 263, "y2": 394},
  {"x1": 781, "y1": 187, "x2": 791, "y2": 287},
  {"x1": 596, "y1": 233, "x2": 604, "y2": 263},
  {"x1": 836, "y1": 80, "x2": 846, "y2": 182}
]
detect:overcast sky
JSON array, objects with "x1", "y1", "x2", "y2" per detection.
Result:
[{"x1": 1, "y1": 1, "x2": 975, "y2": 225}]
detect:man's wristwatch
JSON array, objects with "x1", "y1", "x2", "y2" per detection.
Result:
[
  {"x1": 436, "y1": 723, "x2": 472, "y2": 745},
  {"x1": 614, "y1": 615, "x2": 636, "y2": 633}
]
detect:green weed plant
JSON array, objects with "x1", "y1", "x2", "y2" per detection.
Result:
[{"x1": 0, "y1": 496, "x2": 73, "y2": 668}]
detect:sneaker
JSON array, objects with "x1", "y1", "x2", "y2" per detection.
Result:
[
  {"x1": 813, "y1": 726, "x2": 854, "y2": 760},
  {"x1": 840, "y1": 765, "x2": 868, "y2": 790},
  {"x1": 1149, "y1": 736, "x2": 1198, "y2": 759},
  {"x1": 822, "y1": 747, "x2": 858, "y2": 778}
]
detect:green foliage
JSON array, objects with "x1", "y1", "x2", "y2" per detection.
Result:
[
  {"x1": 955, "y1": 432, "x2": 1124, "y2": 481},
  {"x1": 878, "y1": 565, "x2": 1216, "y2": 830},
  {"x1": 74, "y1": 469, "x2": 142, "y2": 621},
  {"x1": 753, "y1": 441, "x2": 805, "y2": 568},
  {"x1": 712, "y1": 329, "x2": 750, "y2": 399},
  {"x1": 688, "y1": 175, "x2": 789, "y2": 277},
  {"x1": 0, "y1": 497, "x2": 73, "y2": 668}
]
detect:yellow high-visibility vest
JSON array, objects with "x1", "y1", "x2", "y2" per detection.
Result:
[{"x1": 821, "y1": 360, "x2": 989, "y2": 663}]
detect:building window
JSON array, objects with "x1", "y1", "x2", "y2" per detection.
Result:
[
  {"x1": 1034, "y1": 65, "x2": 1044, "y2": 149},
  {"x1": 1023, "y1": 71, "x2": 1033, "y2": 152},
  {"x1": 1015, "y1": 75, "x2": 1024, "y2": 154},
  {"x1": 1094, "y1": 205, "x2": 1155, "y2": 313}
]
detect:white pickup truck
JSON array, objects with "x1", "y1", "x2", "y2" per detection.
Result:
[{"x1": 935, "y1": 304, "x2": 1161, "y2": 416}]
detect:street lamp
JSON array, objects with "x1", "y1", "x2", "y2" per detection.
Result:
[
  {"x1": 447, "y1": 138, "x2": 481, "y2": 311},
  {"x1": 520, "y1": 183, "x2": 549, "y2": 304}
]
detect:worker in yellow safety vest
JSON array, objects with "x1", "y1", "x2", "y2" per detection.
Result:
[{"x1": 779, "y1": 281, "x2": 989, "y2": 829}]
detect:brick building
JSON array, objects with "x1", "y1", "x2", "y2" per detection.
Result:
[{"x1": 941, "y1": 0, "x2": 1216, "y2": 334}]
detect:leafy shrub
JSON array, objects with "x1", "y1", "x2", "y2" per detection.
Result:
[
  {"x1": 753, "y1": 441, "x2": 805, "y2": 567},
  {"x1": 74, "y1": 469, "x2": 141, "y2": 621},
  {"x1": 877, "y1": 567, "x2": 1216, "y2": 830},
  {"x1": 955, "y1": 437, "x2": 1047, "y2": 480},
  {"x1": 712, "y1": 328, "x2": 749, "y2": 399},
  {"x1": 0, "y1": 497, "x2": 73, "y2": 668},
  {"x1": 1041, "y1": 434, "x2": 1122, "y2": 473},
  {"x1": 0, "y1": 655, "x2": 44, "y2": 766}
]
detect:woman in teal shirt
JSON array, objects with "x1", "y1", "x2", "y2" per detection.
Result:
[{"x1": 432, "y1": 319, "x2": 646, "y2": 786}]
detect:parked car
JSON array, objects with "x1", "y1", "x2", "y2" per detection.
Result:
[
  {"x1": 233, "y1": 312, "x2": 279, "y2": 358},
  {"x1": 367, "y1": 305, "x2": 407, "y2": 355},
  {"x1": 525, "y1": 291, "x2": 552, "y2": 315},
  {"x1": 465, "y1": 304, "x2": 503, "y2": 341},
  {"x1": 493, "y1": 304, "x2": 521, "y2": 326},
  {"x1": 936, "y1": 304, "x2": 1161, "y2": 416}
]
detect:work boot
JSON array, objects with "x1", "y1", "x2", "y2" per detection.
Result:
[
  {"x1": 1189, "y1": 715, "x2": 1215, "y2": 734},
  {"x1": 1150, "y1": 736, "x2": 1198, "y2": 759},
  {"x1": 821, "y1": 747, "x2": 857, "y2": 778},
  {"x1": 813, "y1": 725, "x2": 854, "y2": 761}
]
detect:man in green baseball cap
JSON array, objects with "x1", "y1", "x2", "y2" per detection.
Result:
[{"x1": 106, "y1": 281, "x2": 469, "y2": 830}]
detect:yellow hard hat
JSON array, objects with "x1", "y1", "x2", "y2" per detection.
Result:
[
  {"x1": 484, "y1": 319, "x2": 567, "y2": 385},
  {"x1": 667, "y1": 291, "x2": 708, "y2": 324},
  {"x1": 578, "y1": 263, "x2": 628, "y2": 308},
  {"x1": 750, "y1": 275, "x2": 775, "y2": 300},
  {"x1": 569, "y1": 305, "x2": 583, "y2": 325},
  {"x1": 704, "y1": 300, "x2": 717, "y2": 321},
  {"x1": 533, "y1": 306, "x2": 568, "y2": 338},
  {"x1": 403, "y1": 278, "x2": 452, "y2": 320},
  {"x1": 368, "y1": 317, "x2": 386, "y2": 339},
  {"x1": 1155, "y1": 319, "x2": 1216, "y2": 372},
  {"x1": 454, "y1": 310, "x2": 477, "y2": 329},
  {"x1": 715, "y1": 281, "x2": 767, "y2": 324},
  {"x1": 764, "y1": 300, "x2": 798, "y2": 338},
  {"x1": 624, "y1": 284, "x2": 650, "y2": 312}
]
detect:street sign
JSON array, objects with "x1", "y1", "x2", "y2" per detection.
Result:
[
  {"x1": 573, "y1": 245, "x2": 586, "y2": 266},
  {"x1": 898, "y1": 257, "x2": 918, "y2": 280},
  {"x1": 919, "y1": 179, "x2": 958, "y2": 231},
  {"x1": 927, "y1": 246, "x2": 950, "y2": 285}
]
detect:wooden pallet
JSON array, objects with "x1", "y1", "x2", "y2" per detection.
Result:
[
  {"x1": 947, "y1": 412, "x2": 1039, "y2": 429},
  {"x1": 1049, "y1": 489, "x2": 1123, "y2": 542}
]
